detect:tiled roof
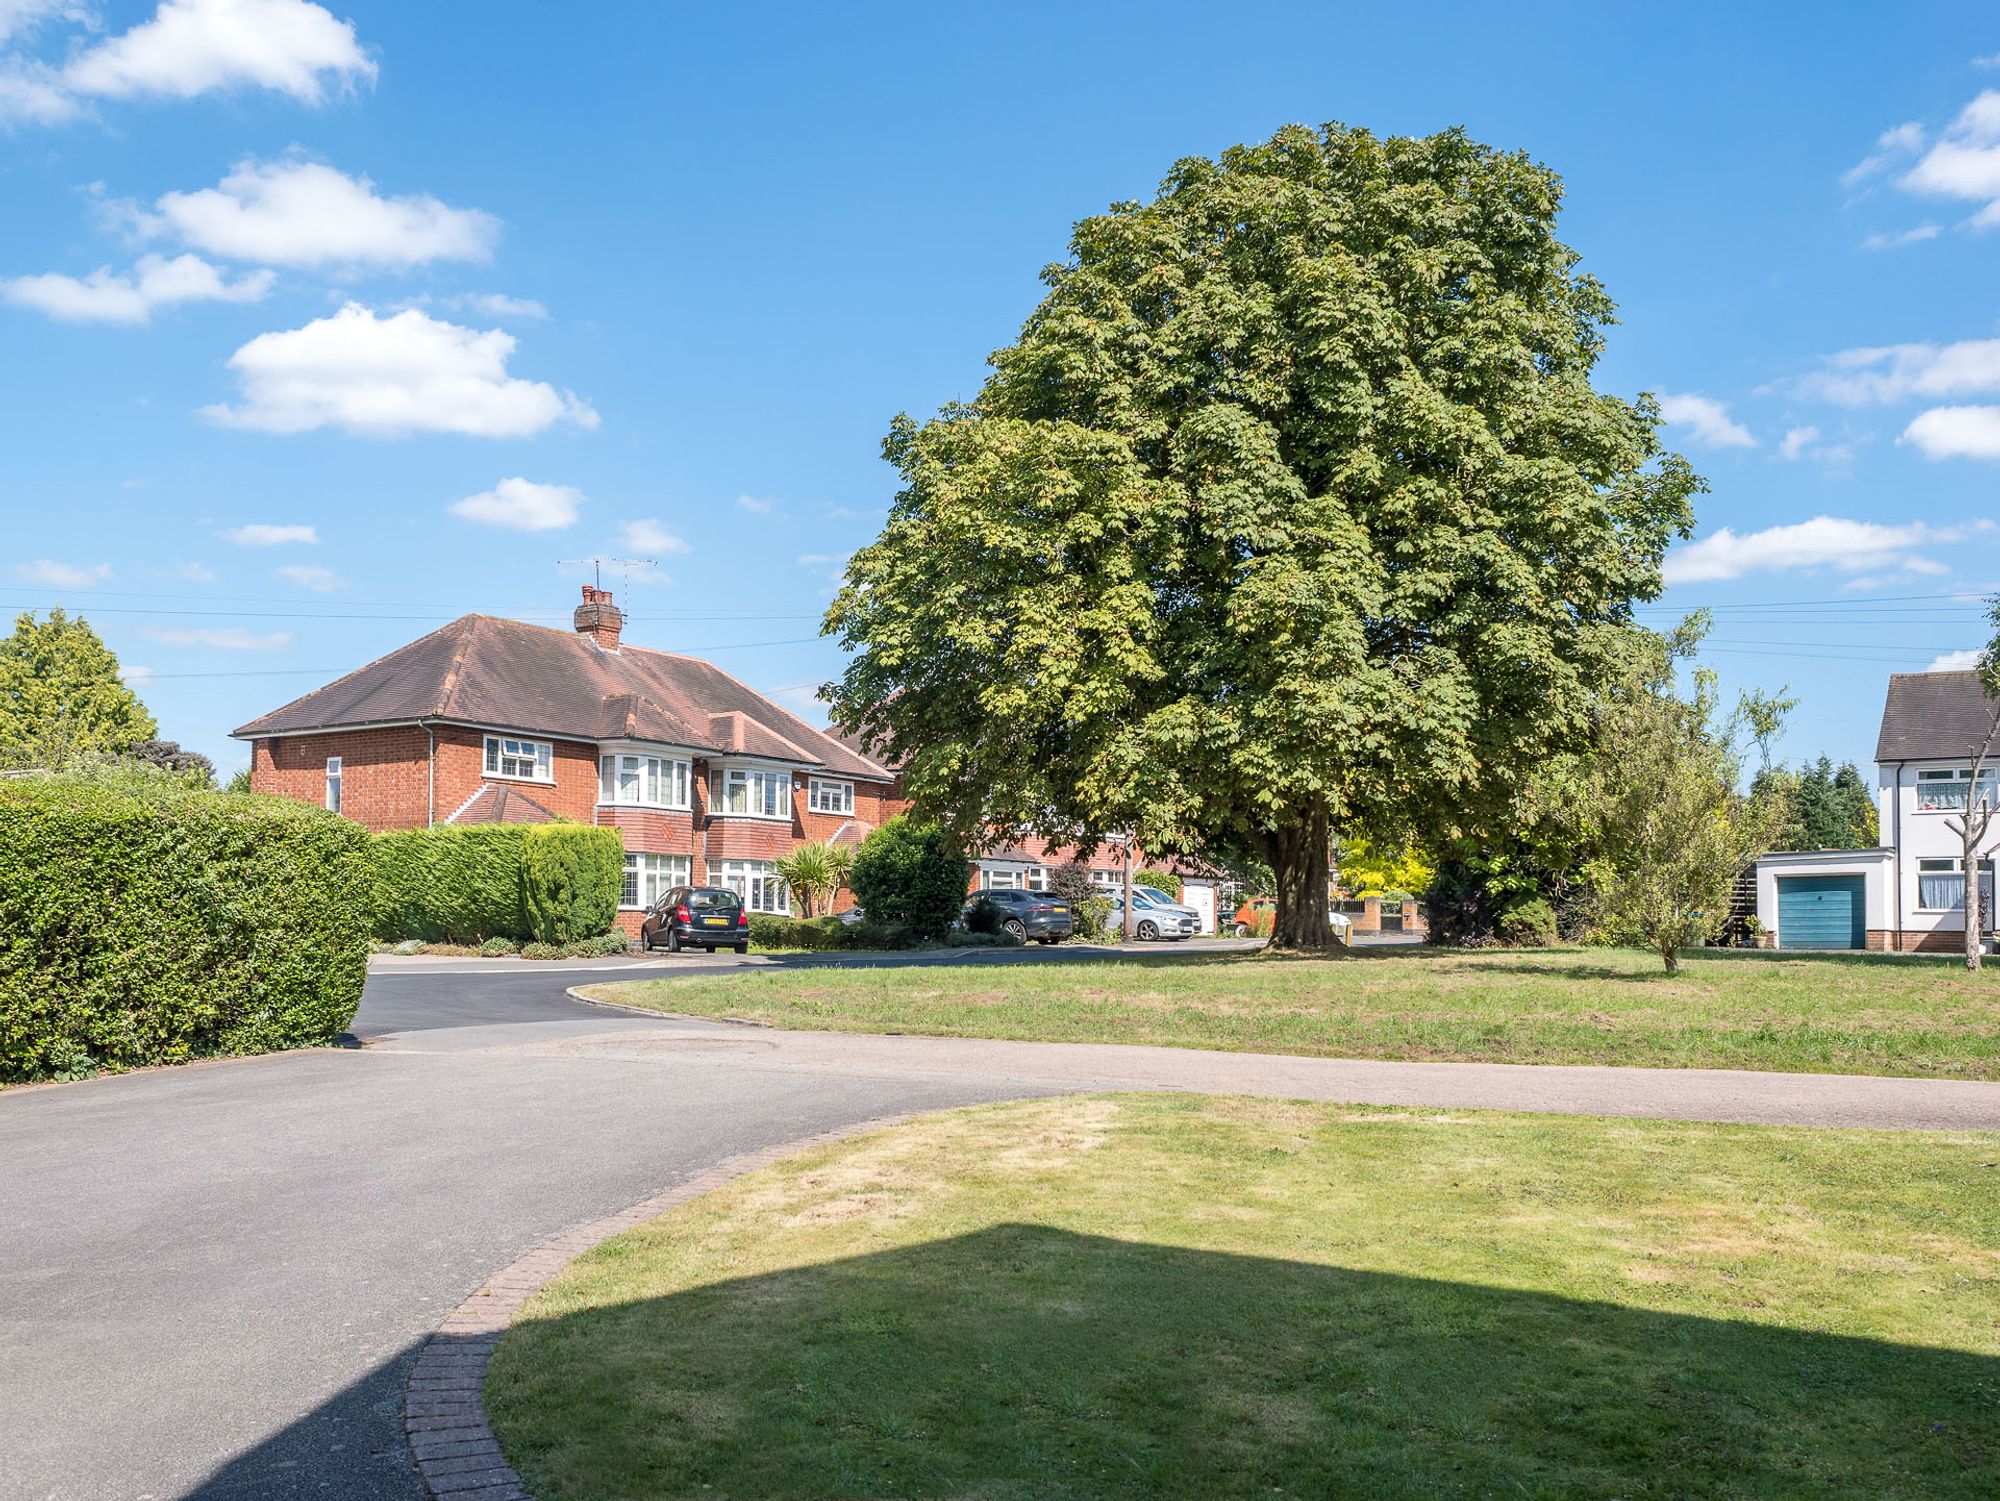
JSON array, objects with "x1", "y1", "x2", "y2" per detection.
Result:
[
  {"x1": 1875, "y1": 671, "x2": 2000, "y2": 762},
  {"x1": 233, "y1": 613, "x2": 894, "y2": 780},
  {"x1": 446, "y1": 784, "x2": 559, "y2": 825}
]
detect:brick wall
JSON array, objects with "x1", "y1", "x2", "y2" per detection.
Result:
[{"x1": 251, "y1": 727, "x2": 433, "y2": 831}]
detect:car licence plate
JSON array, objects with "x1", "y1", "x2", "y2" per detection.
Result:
[{"x1": 703, "y1": 917, "x2": 727, "y2": 926}]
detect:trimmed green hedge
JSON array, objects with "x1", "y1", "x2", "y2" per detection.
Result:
[
  {"x1": 0, "y1": 776, "x2": 373, "y2": 1082},
  {"x1": 747, "y1": 914, "x2": 924, "y2": 951},
  {"x1": 849, "y1": 818, "x2": 970, "y2": 941},
  {"x1": 367, "y1": 824, "x2": 622, "y2": 944}
]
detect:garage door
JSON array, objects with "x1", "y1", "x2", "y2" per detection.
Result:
[{"x1": 1777, "y1": 874, "x2": 1866, "y2": 951}]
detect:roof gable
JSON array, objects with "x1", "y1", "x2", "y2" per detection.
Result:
[{"x1": 1875, "y1": 671, "x2": 2000, "y2": 762}]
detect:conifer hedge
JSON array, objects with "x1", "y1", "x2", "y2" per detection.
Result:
[
  {"x1": 367, "y1": 824, "x2": 622, "y2": 944},
  {"x1": 0, "y1": 776, "x2": 373, "y2": 1082}
]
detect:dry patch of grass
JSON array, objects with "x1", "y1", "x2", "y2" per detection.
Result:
[{"x1": 489, "y1": 1095, "x2": 2000, "y2": 1499}]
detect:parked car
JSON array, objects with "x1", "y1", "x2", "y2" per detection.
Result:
[
  {"x1": 1229, "y1": 896, "x2": 1351, "y2": 942},
  {"x1": 964, "y1": 888, "x2": 1075, "y2": 944},
  {"x1": 640, "y1": 885, "x2": 750, "y2": 954},
  {"x1": 1106, "y1": 886, "x2": 1200, "y2": 940}
]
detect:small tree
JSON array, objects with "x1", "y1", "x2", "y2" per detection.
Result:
[
  {"x1": 0, "y1": 608, "x2": 156, "y2": 767},
  {"x1": 1586, "y1": 669, "x2": 1787, "y2": 973},
  {"x1": 1946, "y1": 598, "x2": 2000, "y2": 972},
  {"x1": 776, "y1": 840, "x2": 842, "y2": 918},
  {"x1": 849, "y1": 817, "x2": 970, "y2": 941}
]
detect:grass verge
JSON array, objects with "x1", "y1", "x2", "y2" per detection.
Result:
[
  {"x1": 488, "y1": 1094, "x2": 2000, "y2": 1499},
  {"x1": 583, "y1": 945, "x2": 2000, "y2": 1079}
]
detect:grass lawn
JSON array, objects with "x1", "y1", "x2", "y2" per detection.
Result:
[
  {"x1": 487, "y1": 1095, "x2": 2000, "y2": 1499},
  {"x1": 583, "y1": 945, "x2": 2000, "y2": 1079}
]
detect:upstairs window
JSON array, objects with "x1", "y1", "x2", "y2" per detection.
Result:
[
  {"x1": 486, "y1": 735, "x2": 552, "y2": 782},
  {"x1": 710, "y1": 765, "x2": 791, "y2": 819},
  {"x1": 1916, "y1": 767, "x2": 1998, "y2": 811},
  {"x1": 808, "y1": 777, "x2": 854, "y2": 815},
  {"x1": 325, "y1": 756, "x2": 342, "y2": 814},
  {"x1": 599, "y1": 753, "x2": 691, "y2": 809}
]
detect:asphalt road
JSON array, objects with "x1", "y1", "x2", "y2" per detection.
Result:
[{"x1": 6, "y1": 958, "x2": 1997, "y2": 1501}]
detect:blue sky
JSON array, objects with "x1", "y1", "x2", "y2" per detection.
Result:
[{"x1": 3, "y1": 1, "x2": 1997, "y2": 776}]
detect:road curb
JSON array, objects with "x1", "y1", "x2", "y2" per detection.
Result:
[{"x1": 401, "y1": 1111, "x2": 922, "y2": 1499}]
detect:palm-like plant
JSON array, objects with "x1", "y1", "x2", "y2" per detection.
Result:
[{"x1": 776, "y1": 840, "x2": 841, "y2": 918}]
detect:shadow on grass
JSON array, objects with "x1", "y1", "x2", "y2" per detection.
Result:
[{"x1": 488, "y1": 1224, "x2": 1997, "y2": 1500}]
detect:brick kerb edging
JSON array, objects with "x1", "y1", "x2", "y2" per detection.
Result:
[{"x1": 401, "y1": 1111, "x2": 921, "y2": 1500}]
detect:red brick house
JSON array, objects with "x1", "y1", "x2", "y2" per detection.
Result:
[{"x1": 235, "y1": 587, "x2": 904, "y2": 937}]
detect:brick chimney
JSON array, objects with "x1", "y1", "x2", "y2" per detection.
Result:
[{"x1": 573, "y1": 585, "x2": 624, "y2": 650}]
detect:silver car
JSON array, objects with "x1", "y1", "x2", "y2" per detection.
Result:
[{"x1": 1106, "y1": 886, "x2": 1201, "y2": 940}]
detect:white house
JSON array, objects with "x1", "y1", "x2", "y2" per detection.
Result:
[{"x1": 1755, "y1": 670, "x2": 1997, "y2": 952}]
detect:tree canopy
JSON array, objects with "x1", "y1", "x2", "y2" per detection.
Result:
[
  {"x1": 0, "y1": 609, "x2": 156, "y2": 768},
  {"x1": 826, "y1": 122, "x2": 1698, "y2": 946},
  {"x1": 1758, "y1": 757, "x2": 1878, "y2": 852}
]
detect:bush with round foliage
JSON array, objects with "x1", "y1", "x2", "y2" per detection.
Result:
[
  {"x1": 1132, "y1": 869, "x2": 1182, "y2": 901},
  {"x1": 964, "y1": 896, "x2": 1002, "y2": 935},
  {"x1": 849, "y1": 818, "x2": 970, "y2": 941},
  {"x1": 1498, "y1": 896, "x2": 1558, "y2": 948}
]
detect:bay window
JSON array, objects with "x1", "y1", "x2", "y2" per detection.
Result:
[
  {"x1": 622, "y1": 852, "x2": 689, "y2": 909},
  {"x1": 485, "y1": 734, "x2": 552, "y2": 782},
  {"x1": 598, "y1": 751, "x2": 691, "y2": 809},
  {"x1": 710, "y1": 764, "x2": 792, "y2": 819},
  {"x1": 808, "y1": 777, "x2": 854, "y2": 815},
  {"x1": 717, "y1": 859, "x2": 789, "y2": 914}
]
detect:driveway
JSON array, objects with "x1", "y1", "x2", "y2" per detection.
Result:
[{"x1": 5, "y1": 963, "x2": 1997, "y2": 1500}]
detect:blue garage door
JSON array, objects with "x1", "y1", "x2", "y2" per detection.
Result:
[{"x1": 1777, "y1": 875, "x2": 1866, "y2": 950}]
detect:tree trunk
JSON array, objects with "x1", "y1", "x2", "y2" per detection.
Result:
[
  {"x1": 1967, "y1": 822, "x2": 1985, "y2": 975},
  {"x1": 1661, "y1": 943, "x2": 1680, "y2": 976},
  {"x1": 1267, "y1": 805, "x2": 1335, "y2": 952}
]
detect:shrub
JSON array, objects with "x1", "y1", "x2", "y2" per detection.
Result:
[
  {"x1": 964, "y1": 896, "x2": 1002, "y2": 935},
  {"x1": 950, "y1": 927, "x2": 1024, "y2": 948},
  {"x1": 1132, "y1": 869, "x2": 1182, "y2": 901},
  {"x1": 391, "y1": 938, "x2": 425, "y2": 957},
  {"x1": 849, "y1": 818, "x2": 970, "y2": 941},
  {"x1": 520, "y1": 941, "x2": 564, "y2": 960},
  {"x1": 367, "y1": 824, "x2": 623, "y2": 944},
  {"x1": 1498, "y1": 896, "x2": 1557, "y2": 948},
  {"x1": 0, "y1": 775, "x2": 372, "y2": 1082},
  {"x1": 747, "y1": 913, "x2": 799, "y2": 950},
  {"x1": 480, "y1": 936, "x2": 519, "y2": 957},
  {"x1": 1073, "y1": 894, "x2": 1113, "y2": 940}
]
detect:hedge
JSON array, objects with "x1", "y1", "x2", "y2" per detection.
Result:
[
  {"x1": 1132, "y1": 869, "x2": 1183, "y2": 901},
  {"x1": 0, "y1": 776, "x2": 373, "y2": 1082},
  {"x1": 849, "y1": 817, "x2": 970, "y2": 941},
  {"x1": 367, "y1": 824, "x2": 622, "y2": 944},
  {"x1": 747, "y1": 914, "x2": 914, "y2": 951}
]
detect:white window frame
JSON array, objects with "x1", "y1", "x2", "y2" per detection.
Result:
[
  {"x1": 708, "y1": 763, "x2": 793, "y2": 821},
  {"x1": 325, "y1": 755, "x2": 342, "y2": 814},
  {"x1": 1915, "y1": 766, "x2": 1999, "y2": 813},
  {"x1": 598, "y1": 750, "x2": 692, "y2": 810},
  {"x1": 716, "y1": 858, "x2": 790, "y2": 914},
  {"x1": 982, "y1": 868, "x2": 1022, "y2": 891},
  {"x1": 621, "y1": 852, "x2": 690, "y2": 910},
  {"x1": 807, "y1": 777, "x2": 854, "y2": 815},
  {"x1": 485, "y1": 734, "x2": 554, "y2": 784},
  {"x1": 1916, "y1": 856, "x2": 1996, "y2": 913},
  {"x1": 1089, "y1": 869, "x2": 1122, "y2": 888}
]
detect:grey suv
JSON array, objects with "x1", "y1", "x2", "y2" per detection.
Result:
[{"x1": 964, "y1": 888, "x2": 1075, "y2": 944}]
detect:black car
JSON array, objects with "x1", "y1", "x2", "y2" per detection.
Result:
[
  {"x1": 641, "y1": 885, "x2": 750, "y2": 954},
  {"x1": 964, "y1": 888, "x2": 1075, "y2": 944}
]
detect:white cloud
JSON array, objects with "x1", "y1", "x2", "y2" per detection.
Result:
[
  {"x1": 120, "y1": 662, "x2": 155, "y2": 684},
  {"x1": 203, "y1": 303, "x2": 598, "y2": 437},
  {"x1": 1663, "y1": 516, "x2": 1994, "y2": 585},
  {"x1": 736, "y1": 493, "x2": 778, "y2": 514},
  {"x1": 1843, "y1": 120, "x2": 1926, "y2": 187},
  {"x1": 145, "y1": 158, "x2": 496, "y2": 270},
  {"x1": 1798, "y1": 338, "x2": 2000, "y2": 405},
  {"x1": 1657, "y1": 392, "x2": 1755, "y2": 448},
  {"x1": 797, "y1": 552, "x2": 841, "y2": 566},
  {"x1": 1927, "y1": 648, "x2": 1987, "y2": 672},
  {"x1": 0, "y1": 1, "x2": 86, "y2": 45},
  {"x1": 217, "y1": 521, "x2": 316, "y2": 545},
  {"x1": 61, "y1": 0, "x2": 373, "y2": 105},
  {"x1": 1776, "y1": 425, "x2": 1819, "y2": 461},
  {"x1": 1773, "y1": 424, "x2": 1856, "y2": 467},
  {"x1": 458, "y1": 292, "x2": 544, "y2": 320},
  {"x1": 450, "y1": 477, "x2": 581, "y2": 532},
  {"x1": 15, "y1": 559, "x2": 109, "y2": 587},
  {"x1": 173, "y1": 561, "x2": 216, "y2": 581},
  {"x1": 141, "y1": 625, "x2": 292, "y2": 650},
  {"x1": 613, "y1": 517, "x2": 689, "y2": 555},
  {"x1": 1, "y1": 253, "x2": 271, "y2": 324},
  {"x1": 1860, "y1": 223, "x2": 1941, "y2": 250},
  {"x1": 275, "y1": 562, "x2": 343, "y2": 590},
  {"x1": 1903, "y1": 404, "x2": 2000, "y2": 459}
]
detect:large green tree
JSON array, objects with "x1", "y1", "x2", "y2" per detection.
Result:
[
  {"x1": 0, "y1": 609, "x2": 156, "y2": 768},
  {"x1": 826, "y1": 123, "x2": 1699, "y2": 947}
]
